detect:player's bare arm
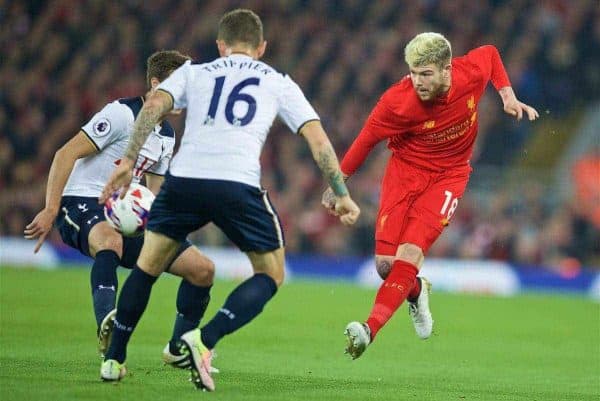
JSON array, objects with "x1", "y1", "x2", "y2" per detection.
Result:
[
  {"x1": 321, "y1": 172, "x2": 350, "y2": 212},
  {"x1": 300, "y1": 120, "x2": 360, "y2": 225},
  {"x1": 124, "y1": 90, "x2": 173, "y2": 161},
  {"x1": 24, "y1": 131, "x2": 97, "y2": 253},
  {"x1": 99, "y1": 90, "x2": 173, "y2": 203},
  {"x1": 498, "y1": 86, "x2": 539, "y2": 121}
]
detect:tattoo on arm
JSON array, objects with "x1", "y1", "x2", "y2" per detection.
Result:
[
  {"x1": 316, "y1": 143, "x2": 349, "y2": 197},
  {"x1": 124, "y1": 102, "x2": 168, "y2": 161}
]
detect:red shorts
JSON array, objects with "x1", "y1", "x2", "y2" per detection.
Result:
[{"x1": 375, "y1": 157, "x2": 471, "y2": 256}]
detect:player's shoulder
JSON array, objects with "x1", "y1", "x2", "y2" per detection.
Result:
[
  {"x1": 89, "y1": 97, "x2": 139, "y2": 125},
  {"x1": 116, "y1": 96, "x2": 145, "y2": 119},
  {"x1": 257, "y1": 59, "x2": 287, "y2": 77},
  {"x1": 382, "y1": 76, "x2": 413, "y2": 97},
  {"x1": 378, "y1": 76, "x2": 419, "y2": 115},
  {"x1": 453, "y1": 45, "x2": 498, "y2": 67}
]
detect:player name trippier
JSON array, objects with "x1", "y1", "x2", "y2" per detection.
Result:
[{"x1": 199, "y1": 59, "x2": 275, "y2": 75}]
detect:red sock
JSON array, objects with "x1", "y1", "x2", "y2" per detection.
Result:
[
  {"x1": 365, "y1": 260, "x2": 418, "y2": 340},
  {"x1": 407, "y1": 277, "x2": 421, "y2": 302}
]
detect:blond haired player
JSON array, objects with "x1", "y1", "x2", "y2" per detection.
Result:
[{"x1": 323, "y1": 32, "x2": 538, "y2": 359}]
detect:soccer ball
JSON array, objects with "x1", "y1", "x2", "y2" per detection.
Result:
[{"x1": 104, "y1": 183, "x2": 155, "y2": 237}]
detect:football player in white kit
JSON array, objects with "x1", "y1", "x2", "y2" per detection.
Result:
[
  {"x1": 99, "y1": 9, "x2": 360, "y2": 390},
  {"x1": 24, "y1": 51, "x2": 216, "y2": 366}
]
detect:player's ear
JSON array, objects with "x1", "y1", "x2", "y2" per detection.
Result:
[
  {"x1": 257, "y1": 40, "x2": 267, "y2": 59},
  {"x1": 442, "y1": 63, "x2": 451, "y2": 78},
  {"x1": 216, "y1": 40, "x2": 230, "y2": 57},
  {"x1": 150, "y1": 77, "x2": 160, "y2": 90}
]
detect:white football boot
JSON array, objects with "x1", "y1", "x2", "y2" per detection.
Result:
[
  {"x1": 344, "y1": 321, "x2": 371, "y2": 360},
  {"x1": 98, "y1": 308, "x2": 117, "y2": 357},
  {"x1": 162, "y1": 342, "x2": 220, "y2": 373},
  {"x1": 180, "y1": 329, "x2": 215, "y2": 391},
  {"x1": 100, "y1": 359, "x2": 126, "y2": 381},
  {"x1": 408, "y1": 277, "x2": 434, "y2": 339}
]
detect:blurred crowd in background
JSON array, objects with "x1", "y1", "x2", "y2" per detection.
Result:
[{"x1": 1, "y1": 0, "x2": 598, "y2": 269}]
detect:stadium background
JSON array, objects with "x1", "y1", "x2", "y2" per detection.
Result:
[
  {"x1": 1, "y1": 1, "x2": 599, "y2": 400},
  {"x1": 1, "y1": 0, "x2": 599, "y2": 271}
]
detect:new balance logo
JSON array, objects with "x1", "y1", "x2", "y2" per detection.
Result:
[
  {"x1": 78, "y1": 203, "x2": 88, "y2": 212},
  {"x1": 98, "y1": 285, "x2": 115, "y2": 291}
]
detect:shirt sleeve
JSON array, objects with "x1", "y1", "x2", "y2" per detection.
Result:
[
  {"x1": 277, "y1": 74, "x2": 320, "y2": 134},
  {"x1": 148, "y1": 140, "x2": 174, "y2": 175},
  {"x1": 157, "y1": 60, "x2": 191, "y2": 110},
  {"x1": 466, "y1": 45, "x2": 511, "y2": 90},
  {"x1": 340, "y1": 96, "x2": 403, "y2": 176},
  {"x1": 80, "y1": 102, "x2": 131, "y2": 151}
]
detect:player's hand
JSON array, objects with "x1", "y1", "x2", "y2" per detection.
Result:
[
  {"x1": 334, "y1": 195, "x2": 360, "y2": 226},
  {"x1": 99, "y1": 158, "x2": 135, "y2": 203},
  {"x1": 321, "y1": 187, "x2": 337, "y2": 215},
  {"x1": 503, "y1": 99, "x2": 539, "y2": 121},
  {"x1": 24, "y1": 208, "x2": 57, "y2": 253}
]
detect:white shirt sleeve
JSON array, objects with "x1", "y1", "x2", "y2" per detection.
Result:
[
  {"x1": 277, "y1": 74, "x2": 320, "y2": 134},
  {"x1": 148, "y1": 143, "x2": 173, "y2": 175},
  {"x1": 81, "y1": 102, "x2": 131, "y2": 150},
  {"x1": 157, "y1": 60, "x2": 190, "y2": 110}
]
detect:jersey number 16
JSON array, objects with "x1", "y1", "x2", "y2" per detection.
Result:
[{"x1": 204, "y1": 76, "x2": 260, "y2": 126}]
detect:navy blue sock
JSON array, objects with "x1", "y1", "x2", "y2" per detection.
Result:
[
  {"x1": 200, "y1": 273, "x2": 277, "y2": 349},
  {"x1": 104, "y1": 266, "x2": 158, "y2": 363},
  {"x1": 169, "y1": 280, "x2": 211, "y2": 350},
  {"x1": 91, "y1": 250, "x2": 120, "y2": 329}
]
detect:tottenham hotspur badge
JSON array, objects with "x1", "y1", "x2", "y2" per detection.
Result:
[{"x1": 93, "y1": 118, "x2": 111, "y2": 136}]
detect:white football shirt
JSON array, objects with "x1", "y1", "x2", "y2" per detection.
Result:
[
  {"x1": 157, "y1": 55, "x2": 319, "y2": 187},
  {"x1": 63, "y1": 97, "x2": 175, "y2": 197}
]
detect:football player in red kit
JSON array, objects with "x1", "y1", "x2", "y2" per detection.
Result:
[{"x1": 322, "y1": 32, "x2": 539, "y2": 359}]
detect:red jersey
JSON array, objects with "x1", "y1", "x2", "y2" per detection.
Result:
[{"x1": 341, "y1": 45, "x2": 511, "y2": 174}]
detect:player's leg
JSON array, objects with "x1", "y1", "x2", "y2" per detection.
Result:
[
  {"x1": 199, "y1": 184, "x2": 283, "y2": 351},
  {"x1": 345, "y1": 240, "x2": 424, "y2": 359},
  {"x1": 199, "y1": 248, "x2": 282, "y2": 350},
  {"x1": 87, "y1": 221, "x2": 123, "y2": 346},
  {"x1": 103, "y1": 230, "x2": 180, "y2": 367},
  {"x1": 103, "y1": 174, "x2": 212, "y2": 387},
  {"x1": 163, "y1": 246, "x2": 215, "y2": 368},
  {"x1": 400, "y1": 166, "x2": 470, "y2": 339},
  {"x1": 374, "y1": 251, "x2": 423, "y2": 307},
  {"x1": 55, "y1": 197, "x2": 123, "y2": 356},
  {"x1": 345, "y1": 158, "x2": 427, "y2": 359},
  {"x1": 365, "y1": 241, "x2": 425, "y2": 338}
]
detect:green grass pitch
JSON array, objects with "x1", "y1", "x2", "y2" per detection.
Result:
[{"x1": 1, "y1": 266, "x2": 598, "y2": 401}]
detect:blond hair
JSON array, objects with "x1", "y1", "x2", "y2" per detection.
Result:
[{"x1": 404, "y1": 32, "x2": 452, "y2": 69}]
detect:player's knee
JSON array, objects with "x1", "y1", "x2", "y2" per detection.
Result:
[
  {"x1": 395, "y1": 243, "x2": 424, "y2": 268},
  {"x1": 248, "y1": 249, "x2": 285, "y2": 287},
  {"x1": 260, "y1": 264, "x2": 284, "y2": 288},
  {"x1": 189, "y1": 257, "x2": 215, "y2": 286},
  {"x1": 90, "y1": 230, "x2": 123, "y2": 257},
  {"x1": 173, "y1": 253, "x2": 215, "y2": 287},
  {"x1": 274, "y1": 266, "x2": 285, "y2": 287},
  {"x1": 375, "y1": 256, "x2": 393, "y2": 279}
]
